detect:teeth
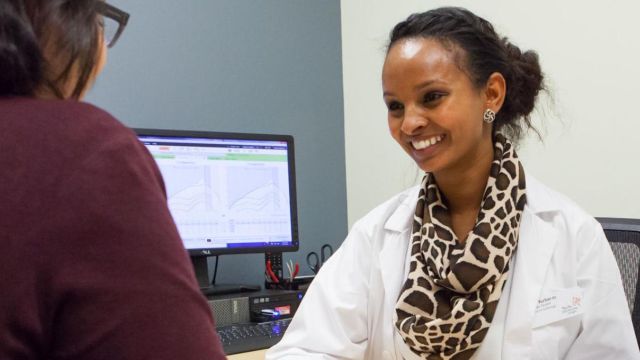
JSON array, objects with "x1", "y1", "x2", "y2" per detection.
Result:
[{"x1": 412, "y1": 135, "x2": 443, "y2": 150}]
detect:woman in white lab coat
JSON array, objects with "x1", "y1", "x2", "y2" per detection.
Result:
[{"x1": 267, "y1": 7, "x2": 639, "y2": 360}]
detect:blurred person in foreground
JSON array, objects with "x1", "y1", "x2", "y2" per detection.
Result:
[{"x1": 0, "y1": 1, "x2": 226, "y2": 358}]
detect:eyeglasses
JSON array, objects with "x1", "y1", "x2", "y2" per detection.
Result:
[{"x1": 96, "y1": 2, "x2": 129, "y2": 48}]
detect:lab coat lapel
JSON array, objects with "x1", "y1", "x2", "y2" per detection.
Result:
[
  {"x1": 379, "y1": 229, "x2": 411, "y2": 313},
  {"x1": 380, "y1": 188, "x2": 418, "y2": 316},
  {"x1": 502, "y1": 208, "x2": 559, "y2": 359}
]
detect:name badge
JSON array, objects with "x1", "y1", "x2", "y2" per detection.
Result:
[{"x1": 533, "y1": 287, "x2": 584, "y2": 328}]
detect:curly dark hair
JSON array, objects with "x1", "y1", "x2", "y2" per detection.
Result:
[
  {"x1": 0, "y1": 0, "x2": 102, "y2": 99},
  {"x1": 388, "y1": 7, "x2": 545, "y2": 142}
]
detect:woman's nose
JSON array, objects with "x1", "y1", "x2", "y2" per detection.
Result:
[{"x1": 400, "y1": 106, "x2": 428, "y2": 135}]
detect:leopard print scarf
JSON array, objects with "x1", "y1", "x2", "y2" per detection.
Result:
[{"x1": 394, "y1": 134, "x2": 526, "y2": 360}]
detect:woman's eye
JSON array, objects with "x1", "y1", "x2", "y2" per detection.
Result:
[
  {"x1": 424, "y1": 92, "x2": 445, "y2": 103},
  {"x1": 387, "y1": 101, "x2": 403, "y2": 112}
]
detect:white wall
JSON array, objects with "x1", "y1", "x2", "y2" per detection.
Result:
[{"x1": 342, "y1": 0, "x2": 640, "y2": 227}]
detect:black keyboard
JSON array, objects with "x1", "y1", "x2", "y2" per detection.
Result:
[{"x1": 216, "y1": 318, "x2": 292, "y2": 355}]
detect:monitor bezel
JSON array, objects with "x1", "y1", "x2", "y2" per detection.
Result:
[{"x1": 135, "y1": 128, "x2": 300, "y2": 256}]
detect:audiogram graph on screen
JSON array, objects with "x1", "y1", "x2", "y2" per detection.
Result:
[{"x1": 143, "y1": 137, "x2": 293, "y2": 250}]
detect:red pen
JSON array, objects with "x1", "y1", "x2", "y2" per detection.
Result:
[{"x1": 292, "y1": 263, "x2": 299, "y2": 280}]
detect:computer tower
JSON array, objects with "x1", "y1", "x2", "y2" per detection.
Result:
[
  {"x1": 207, "y1": 289, "x2": 305, "y2": 327},
  {"x1": 207, "y1": 294, "x2": 251, "y2": 327}
]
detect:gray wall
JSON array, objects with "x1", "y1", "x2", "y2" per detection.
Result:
[{"x1": 86, "y1": 0, "x2": 347, "y2": 287}]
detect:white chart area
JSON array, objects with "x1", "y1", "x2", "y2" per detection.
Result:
[{"x1": 156, "y1": 155, "x2": 292, "y2": 249}]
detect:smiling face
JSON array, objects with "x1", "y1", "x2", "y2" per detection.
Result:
[{"x1": 382, "y1": 37, "x2": 495, "y2": 177}]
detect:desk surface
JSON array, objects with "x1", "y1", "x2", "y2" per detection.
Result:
[{"x1": 227, "y1": 349, "x2": 267, "y2": 360}]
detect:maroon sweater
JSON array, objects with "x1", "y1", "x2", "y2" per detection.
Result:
[{"x1": 0, "y1": 98, "x2": 226, "y2": 359}]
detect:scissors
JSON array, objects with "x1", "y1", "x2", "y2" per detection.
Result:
[{"x1": 306, "y1": 244, "x2": 334, "y2": 274}]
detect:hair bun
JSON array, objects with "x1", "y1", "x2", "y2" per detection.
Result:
[
  {"x1": 501, "y1": 39, "x2": 544, "y2": 125},
  {"x1": 0, "y1": 1, "x2": 43, "y2": 96}
]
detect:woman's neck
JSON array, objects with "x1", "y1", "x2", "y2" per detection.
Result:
[{"x1": 434, "y1": 141, "x2": 494, "y2": 216}]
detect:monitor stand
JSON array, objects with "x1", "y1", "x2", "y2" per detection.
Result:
[{"x1": 192, "y1": 256, "x2": 261, "y2": 296}]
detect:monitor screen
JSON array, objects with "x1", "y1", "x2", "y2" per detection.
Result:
[{"x1": 136, "y1": 129, "x2": 299, "y2": 256}]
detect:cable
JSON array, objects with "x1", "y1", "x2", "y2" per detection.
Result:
[{"x1": 211, "y1": 255, "x2": 219, "y2": 286}]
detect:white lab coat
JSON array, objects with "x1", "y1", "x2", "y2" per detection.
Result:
[{"x1": 266, "y1": 175, "x2": 639, "y2": 359}]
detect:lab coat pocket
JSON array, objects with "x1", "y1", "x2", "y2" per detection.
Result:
[
  {"x1": 531, "y1": 287, "x2": 584, "y2": 359},
  {"x1": 531, "y1": 315, "x2": 582, "y2": 360}
]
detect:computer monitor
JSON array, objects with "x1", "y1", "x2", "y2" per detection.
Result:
[{"x1": 136, "y1": 128, "x2": 299, "y2": 293}]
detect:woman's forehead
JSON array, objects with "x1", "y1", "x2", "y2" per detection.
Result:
[{"x1": 382, "y1": 38, "x2": 464, "y2": 88}]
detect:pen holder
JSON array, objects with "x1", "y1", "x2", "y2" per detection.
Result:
[
  {"x1": 265, "y1": 278, "x2": 299, "y2": 291},
  {"x1": 264, "y1": 275, "x2": 315, "y2": 291}
]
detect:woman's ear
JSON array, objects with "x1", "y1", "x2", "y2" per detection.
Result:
[{"x1": 485, "y1": 72, "x2": 506, "y2": 112}]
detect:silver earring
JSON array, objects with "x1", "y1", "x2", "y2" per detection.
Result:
[{"x1": 483, "y1": 109, "x2": 496, "y2": 123}]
